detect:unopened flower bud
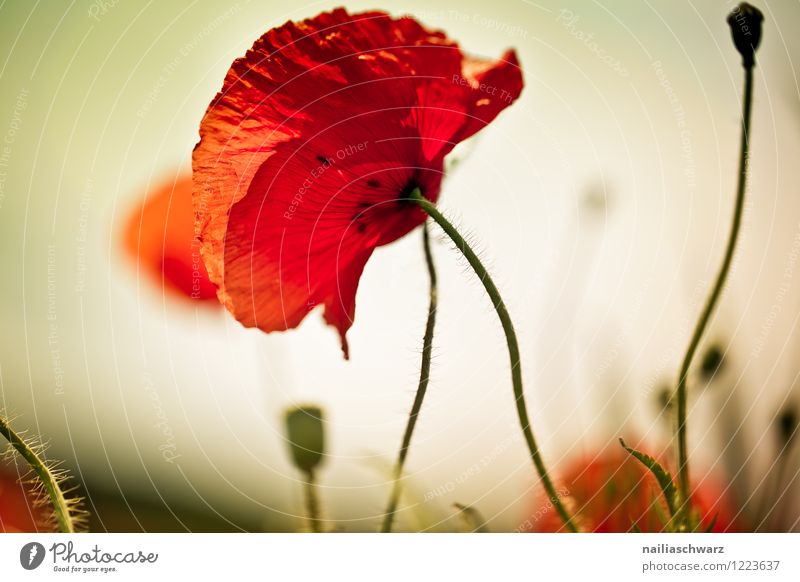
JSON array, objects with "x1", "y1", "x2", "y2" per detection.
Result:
[
  {"x1": 727, "y1": 3, "x2": 764, "y2": 68},
  {"x1": 777, "y1": 407, "x2": 797, "y2": 447},
  {"x1": 700, "y1": 344, "x2": 725, "y2": 382},
  {"x1": 657, "y1": 386, "x2": 673, "y2": 413},
  {"x1": 284, "y1": 406, "x2": 325, "y2": 474}
]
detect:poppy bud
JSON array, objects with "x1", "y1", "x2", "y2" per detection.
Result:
[
  {"x1": 656, "y1": 386, "x2": 673, "y2": 413},
  {"x1": 700, "y1": 344, "x2": 725, "y2": 382},
  {"x1": 727, "y1": 3, "x2": 764, "y2": 68},
  {"x1": 284, "y1": 406, "x2": 326, "y2": 474},
  {"x1": 777, "y1": 407, "x2": 797, "y2": 447}
]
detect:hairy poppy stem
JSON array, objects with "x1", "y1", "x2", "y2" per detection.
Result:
[
  {"x1": 0, "y1": 415, "x2": 76, "y2": 533},
  {"x1": 381, "y1": 225, "x2": 438, "y2": 533},
  {"x1": 411, "y1": 190, "x2": 579, "y2": 532},
  {"x1": 674, "y1": 62, "x2": 754, "y2": 524},
  {"x1": 303, "y1": 469, "x2": 323, "y2": 532}
]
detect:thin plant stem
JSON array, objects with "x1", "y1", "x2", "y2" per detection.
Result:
[
  {"x1": 303, "y1": 469, "x2": 323, "y2": 533},
  {"x1": 380, "y1": 225, "x2": 438, "y2": 533},
  {"x1": 674, "y1": 64, "x2": 754, "y2": 521},
  {"x1": 410, "y1": 190, "x2": 578, "y2": 532},
  {"x1": 0, "y1": 415, "x2": 76, "y2": 533}
]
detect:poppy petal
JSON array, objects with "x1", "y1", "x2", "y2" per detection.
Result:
[
  {"x1": 194, "y1": 8, "x2": 523, "y2": 354},
  {"x1": 124, "y1": 175, "x2": 217, "y2": 302}
]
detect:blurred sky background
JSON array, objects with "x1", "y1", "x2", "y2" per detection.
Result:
[{"x1": 1, "y1": 0, "x2": 799, "y2": 531}]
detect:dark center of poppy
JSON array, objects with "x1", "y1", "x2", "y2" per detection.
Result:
[{"x1": 398, "y1": 179, "x2": 421, "y2": 206}]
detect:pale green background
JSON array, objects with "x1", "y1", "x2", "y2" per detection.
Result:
[{"x1": 1, "y1": 0, "x2": 799, "y2": 530}]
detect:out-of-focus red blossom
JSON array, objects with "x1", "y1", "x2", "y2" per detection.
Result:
[
  {"x1": 124, "y1": 175, "x2": 217, "y2": 302},
  {"x1": 0, "y1": 468, "x2": 43, "y2": 532},
  {"x1": 193, "y1": 8, "x2": 523, "y2": 357},
  {"x1": 528, "y1": 446, "x2": 739, "y2": 532}
]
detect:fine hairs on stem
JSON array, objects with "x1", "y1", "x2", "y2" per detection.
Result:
[
  {"x1": 410, "y1": 189, "x2": 579, "y2": 533},
  {"x1": 381, "y1": 224, "x2": 438, "y2": 533},
  {"x1": 0, "y1": 414, "x2": 87, "y2": 533},
  {"x1": 673, "y1": 2, "x2": 762, "y2": 527}
]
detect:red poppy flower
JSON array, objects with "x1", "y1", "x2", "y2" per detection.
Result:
[
  {"x1": 193, "y1": 8, "x2": 523, "y2": 357},
  {"x1": 527, "y1": 445, "x2": 739, "y2": 532},
  {"x1": 124, "y1": 175, "x2": 217, "y2": 302},
  {"x1": 0, "y1": 467, "x2": 43, "y2": 532}
]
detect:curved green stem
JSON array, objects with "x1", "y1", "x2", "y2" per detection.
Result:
[
  {"x1": 674, "y1": 63, "x2": 754, "y2": 520},
  {"x1": 0, "y1": 415, "x2": 76, "y2": 533},
  {"x1": 411, "y1": 191, "x2": 578, "y2": 532},
  {"x1": 381, "y1": 225, "x2": 438, "y2": 533},
  {"x1": 303, "y1": 469, "x2": 323, "y2": 533}
]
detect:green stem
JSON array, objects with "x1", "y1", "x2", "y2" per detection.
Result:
[
  {"x1": 411, "y1": 191, "x2": 578, "y2": 532},
  {"x1": 675, "y1": 63, "x2": 754, "y2": 521},
  {"x1": 0, "y1": 415, "x2": 76, "y2": 533},
  {"x1": 381, "y1": 225, "x2": 438, "y2": 533},
  {"x1": 303, "y1": 469, "x2": 322, "y2": 533}
]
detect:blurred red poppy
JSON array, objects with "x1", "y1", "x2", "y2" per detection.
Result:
[
  {"x1": 527, "y1": 445, "x2": 739, "y2": 532},
  {"x1": 124, "y1": 175, "x2": 217, "y2": 302},
  {"x1": 0, "y1": 467, "x2": 43, "y2": 532},
  {"x1": 193, "y1": 8, "x2": 523, "y2": 357}
]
